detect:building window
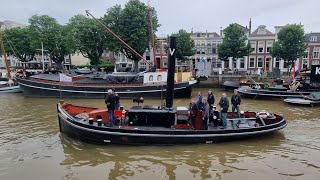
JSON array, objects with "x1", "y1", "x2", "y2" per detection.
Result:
[
  {"x1": 275, "y1": 59, "x2": 280, "y2": 68},
  {"x1": 313, "y1": 47, "x2": 320, "y2": 59},
  {"x1": 250, "y1": 42, "x2": 256, "y2": 53},
  {"x1": 157, "y1": 75, "x2": 162, "y2": 81},
  {"x1": 302, "y1": 60, "x2": 309, "y2": 69},
  {"x1": 310, "y1": 36, "x2": 318, "y2": 42},
  {"x1": 146, "y1": 56, "x2": 150, "y2": 60},
  {"x1": 266, "y1": 47, "x2": 271, "y2": 53},
  {"x1": 266, "y1": 41, "x2": 273, "y2": 53},
  {"x1": 212, "y1": 48, "x2": 216, "y2": 54},
  {"x1": 249, "y1": 58, "x2": 255, "y2": 68},
  {"x1": 313, "y1": 60, "x2": 320, "y2": 65},
  {"x1": 283, "y1": 61, "x2": 288, "y2": 68},
  {"x1": 303, "y1": 49, "x2": 309, "y2": 59},
  {"x1": 257, "y1": 57, "x2": 263, "y2": 68},
  {"x1": 240, "y1": 59, "x2": 245, "y2": 69},
  {"x1": 258, "y1": 42, "x2": 264, "y2": 53},
  {"x1": 212, "y1": 60, "x2": 222, "y2": 68},
  {"x1": 149, "y1": 75, "x2": 153, "y2": 81}
]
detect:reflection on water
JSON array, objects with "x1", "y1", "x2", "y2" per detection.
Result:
[{"x1": 0, "y1": 89, "x2": 320, "y2": 180}]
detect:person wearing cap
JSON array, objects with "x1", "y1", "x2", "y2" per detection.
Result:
[{"x1": 105, "y1": 89, "x2": 117, "y2": 126}]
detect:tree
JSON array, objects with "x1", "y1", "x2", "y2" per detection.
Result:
[
  {"x1": 2, "y1": 27, "x2": 36, "y2": 62},
  {"x1": 68, "y1": 15, "x2": 108, "y2": 68},
  {"x1": 270, "y1": 24, "x2": 307, "y2": 71},
  {"x1": 174, "y1": 29, "x2": 195, "y2": 61},
  {"x1": 29, "y1": 15, "x2": 74, "y2": 70},
  {"x1": 218, "y1": 24, "x2": 251, "y2": 66},
  {"x1": 101, "y1": 0, "x2": 160, "y2": 72}
]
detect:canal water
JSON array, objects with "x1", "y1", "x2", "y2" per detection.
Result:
[{"x1": 0, "y1": 88, "x2": 319, "y2": 180}]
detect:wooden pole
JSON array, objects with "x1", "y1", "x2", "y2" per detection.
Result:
[
  {"x1": 148, "y1": 6, "x2": 157, "y2": 69},
  {"x1": 0, "y1": 29, "x2": 12, "y2": 79}
]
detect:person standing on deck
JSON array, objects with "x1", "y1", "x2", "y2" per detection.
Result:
[
  {"x1": 197, "y1": 91, "x2": 203, "y2": 108},
  {"x1": 207, "y1": 89, "x2": 215, "y2": 107},
  {"x1": 218, "y1": 93, "x2": 229, "y2": 129},
  {"x1": 113, "y1": 88, "x2": 120, "y2": 110},
  {"x1": 105, "y1": 89, "x2": 117, "y2": 126},
  {"x1": 231, "y1": 89, "x2": 241, "y2": 118},
  {"x1": 200, "y1": 98, "x2": 210, "y2": 130},
  {"x1": 188, "y1": 98, "x2": 198, "y2": 129}
]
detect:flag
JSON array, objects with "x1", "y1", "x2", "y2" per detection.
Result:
[
  {"x1": 293, "y1": 62, "x2": 300, "y2": 79},
  {"x1": 59, "y1": 73, "x2": 72, "y2": 82},
  {"x1": 201, "y1": 57, "x2": 206, "y2": 68}
]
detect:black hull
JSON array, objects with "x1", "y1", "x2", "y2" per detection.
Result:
[
  {"x1": 16, "y1": 77, "x2": 195, "y2": 99},
  {"x1": 238, "y1": 87, "x2": 311, "y2": 99},
  {"x1": 222, "y1": 81, "x2": 240, "y2": 91},
  {"x1": 58, "y1": 105, "x2": 287, "y2": 145}
]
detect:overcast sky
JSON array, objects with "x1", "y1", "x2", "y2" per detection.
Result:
[{"x1": 1, "y1": 0, "x2": 320, "y2": 36}]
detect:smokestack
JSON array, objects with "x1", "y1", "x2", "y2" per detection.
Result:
[
  {"x1": 165, "y1": 36, "x2": 177, "y2": 109},
  {"x1": 249, "y1": 18, "x2": 252, "y2": 35}
]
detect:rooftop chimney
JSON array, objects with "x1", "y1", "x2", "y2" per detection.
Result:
[{"x1": 249, "y1": 18, "x2": 252, "y2": 35}]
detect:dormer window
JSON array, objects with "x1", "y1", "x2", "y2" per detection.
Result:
[{"x1": 310, "y1": 36, "x2": 317, "y2": 42}]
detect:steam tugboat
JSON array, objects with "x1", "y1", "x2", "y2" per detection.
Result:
[{"x1": 57, "y1": 37, "x2": 287, "y2": 145}]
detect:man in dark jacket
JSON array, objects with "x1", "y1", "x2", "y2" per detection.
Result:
[
  {"x1": 199, "y1": 98, "x2": 210, "y2": 130},
  {"x1": 207, "y1": 89, "x2": 215, "y2": 107},
  {"x1": 188, "y1": 98, "x2": 198, "y2": 129},
  {"x1": 218, "y1": 92, "x2": 229, "y2": 129},
  {"x1": 231, "y1": 89, "x2": 241, "y2": 118},
  {"x1": 105, "y1": 89, "x2": 117, "y2": 126}
]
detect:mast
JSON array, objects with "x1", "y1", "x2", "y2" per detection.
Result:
[
  {"x1": 148, "y1": 4, "x2": 157, "y2": 69},
  {"x1": 165, "y1": 36, "x2": 176, "y2": 109},
  {"x1": 0, "y1": 23, "x2": 12, "y2": 79}
]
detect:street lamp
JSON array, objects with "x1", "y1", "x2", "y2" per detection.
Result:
[{"x1": 36, "y1": 42, "x2": 48, "y2": 71}]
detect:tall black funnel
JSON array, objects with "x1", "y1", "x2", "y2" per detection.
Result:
[{"x1": 165, "y1": 36, "x2": 176, "y2": 108}]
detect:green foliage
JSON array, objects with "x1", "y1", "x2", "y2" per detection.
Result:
[
  {"x1": 29, "y1": 15, "x2": 74, "y2": 69},
  {"x1": 174, "y1": 29, "x2": 196, "y2": 61},
  {"x1": 73, "y1": 59, "x2": 114, "y2": 71},
  {"x1": 101, "y1": 0, "x2": 160, "y2": 71},
  {"x1": 218, "y1": 23, "x2": 251, "y2": 62},
  {"x1": 2, "y1": 27, "x2": 36, "y2": 62},
  {"x1": 270, "y1": 24, "x2": 307, "y2": 68},
  {"x1": 68, "y1": 15, "x2": 108, "y2": 67}
]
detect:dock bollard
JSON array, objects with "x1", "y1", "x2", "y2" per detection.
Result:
[
  {"x1": 89, "y1": 118, "x2": 94, "y2": 125},
  {"x1": 97, "y1": 119, "x2": 102, "y2": 126}
]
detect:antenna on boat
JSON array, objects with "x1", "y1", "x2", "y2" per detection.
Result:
[
  {"x1": 85, "y1": 10, "x2": 151, "y2": 67},
  {"x1": 0, "y1": 22, "x2": 12, "y2": 80}
]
